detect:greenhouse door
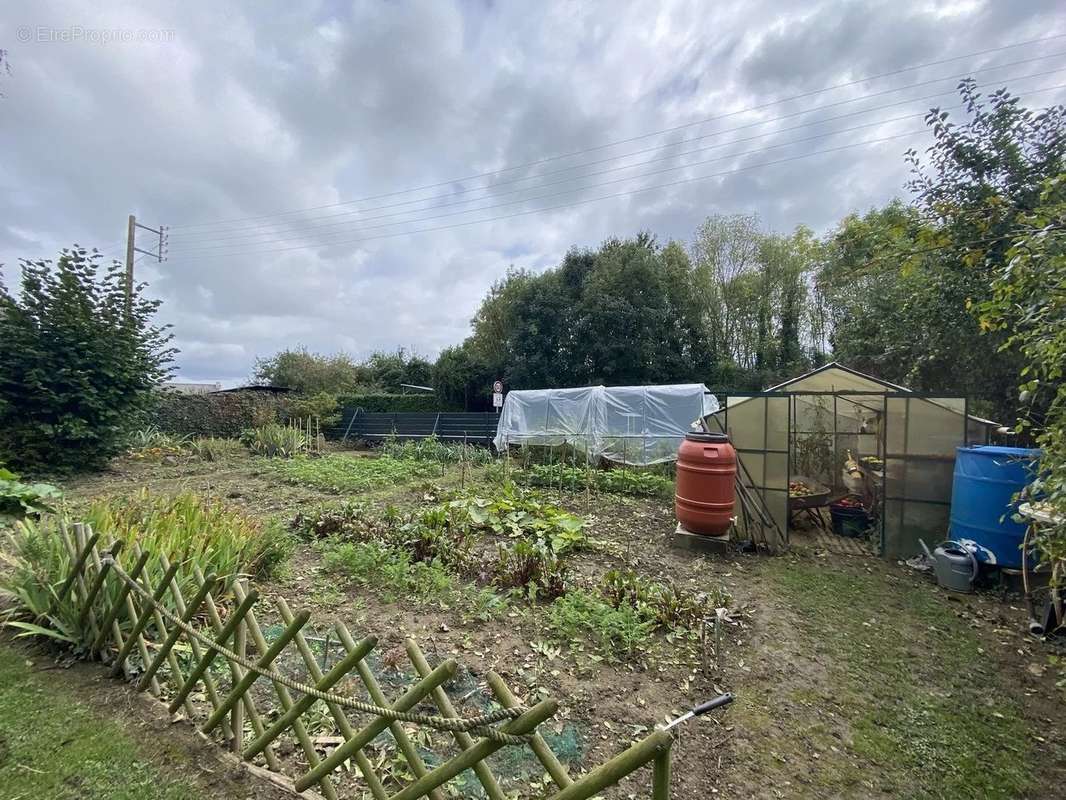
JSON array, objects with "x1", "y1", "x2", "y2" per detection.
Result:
[
  {"x1": 719, "y1": 393, "x2": 790, "y2": 548},
  {"x1": 881, "y1": 394, "x2": 969, "y2": 559}
]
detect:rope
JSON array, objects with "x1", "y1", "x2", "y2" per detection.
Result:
[{"x1": 102, "y1": 557, "x2": 531, "y2": 744}]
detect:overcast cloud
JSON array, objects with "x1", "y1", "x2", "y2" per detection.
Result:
[{"x1": 2, "y1": 0, "x2": 1064, "y2": 385}]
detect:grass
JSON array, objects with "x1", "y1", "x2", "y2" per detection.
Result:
[
  {"x1": 753, "y1": 557, "x2": 1035, "y2": 799},
  {"x1": 514, "y1": 463, "x2": 675, "y2": 498},
  {"x1": 265, "y1": 454, "x2": 436, "y2": 493},
  {"x1": 0, "y1": 644, "x2": 205, "y2": 799}
]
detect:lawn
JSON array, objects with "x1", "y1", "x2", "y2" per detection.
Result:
[
  {"x1": 0, "y1": 641, "x2": 274, "y2": 800},
  {"x1": 13, "y1": 445, "x2": 1065, "y2": 799}
]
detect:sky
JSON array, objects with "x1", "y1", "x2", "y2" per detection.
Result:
[{"x1": 2, "y1": 1, "x2": 1064, "y2": 386}]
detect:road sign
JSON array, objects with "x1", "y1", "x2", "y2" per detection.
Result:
[
  {"x1": 492, "y1": 392, "x2": 503, "y2": 408},
  {"x1": 493, "y1": 380, "x2": 504, "y2": 394}
]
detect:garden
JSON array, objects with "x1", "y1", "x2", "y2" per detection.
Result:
[{"x1": 3, "y1": 426, "x2": 1065, "y2": 799}]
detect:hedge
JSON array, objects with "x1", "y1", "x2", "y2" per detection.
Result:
[
  {"x1": 153, "y1": 392, "x2": 283, "y2": 438},
  {"x1": 334, "y1": 393, "x2": 460, "y2": 413}
]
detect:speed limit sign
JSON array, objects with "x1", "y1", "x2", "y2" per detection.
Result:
[{"x1": 493, "y1": 380, "x2": 503, "y2": 393}]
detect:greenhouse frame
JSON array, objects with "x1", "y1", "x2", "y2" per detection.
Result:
[{"x1": 702, "y1": 363, "x2": 998, "y2": 558}]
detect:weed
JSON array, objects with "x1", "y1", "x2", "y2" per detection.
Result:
[
  {"x1": 599, "y1": 568, "x2": 723, "y2": 630},
  {"x1": 291, "y1": 499, "x2": 388, "y2": 540},
  {"x1": 266, "y1": 454, "x2": 435, "y2": 493},
  {"x1": 320, "y1": 540, "x2": 453, "y2": 602},
  {"x1": 546, "y1": 589, "x2": 655, "y2": 661}
]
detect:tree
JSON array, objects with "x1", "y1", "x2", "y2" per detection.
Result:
[
  {"x1": 979, "y1": 176, "x2": 1066, "y2": 599},
  {"x1": 0, "y1": 247, "x2": 174, "y2": 471},
  {"x1": 253, "y1": 348, "x2": 369, "y2": 394}
]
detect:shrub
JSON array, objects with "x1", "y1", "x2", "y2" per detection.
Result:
[
  {"x1": 188, "y1": 436, "x2": 245, "y2": 462},
  {"x1": 242, "y1": 423, "x2": 310, "y2": 458},
  {"x1": 266, "y1": 454, "x2": 435, "y2": 493},
  {"x1": 546, "y1": 589, "x2": 655, "y2": 660},
  {"x1": 126, "y1": 426, "x2": 188, "y2": 460},
  {"x1": 335, "y1": 393, "x2": 457, "y2": 413},
  {"x1": 0, "y1": 246, "x2": 174, "y2": 471},
  {"x1": 280, "y1": 392, "x2": 341, "y2": 427},
  {"x1": 1, "y1": 519, "x2": 84, "y2": 644},
  {"x1": 153, "y1": 391, "x2": 283, "y2": 439},
  {"x1": 0, "y1": 468, "x2": 62, "y2": 523}
]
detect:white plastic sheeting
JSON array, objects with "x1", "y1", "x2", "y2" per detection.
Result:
[{"x1": 493, "y1": 384, "x2": 719, "y2": 465}]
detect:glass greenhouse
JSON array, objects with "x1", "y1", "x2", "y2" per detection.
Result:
[{"x1": 702, "y1": 363, "x2": 998, "y2": 558}]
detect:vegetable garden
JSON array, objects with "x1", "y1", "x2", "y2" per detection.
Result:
[{"x1": 2, "y1": 429, "x2": 1064, "y2": 799}]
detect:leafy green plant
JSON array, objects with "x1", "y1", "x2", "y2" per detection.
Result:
[
  {"x1": 320, "y1": 540, "x2": 453, "y2": 602},
  {"x1": 448, "y1": 486, "x2": 588, "y2": 553},
  {"x1": 266, "y1": 454, "x2": 435, "y2": 493},
  {"x1": 382, "y1": 434, "x2": 493, "y2": 465},
  {"x1": 515, "y1": 463, "x2": 674, "y2": 498},
  {"x1": 546, "y1": 589, "x2": 655, "y2": 660},
  {"x1": 599, "y1": 568, "x2": 724, "y2": 630},
  {"x1": 0, "y1": 467, "x2": 62, "y2": 523},
  {"x1": 0, "y1": 519, "x2": 82, "y2": 643},
  {"x1": 493, "y1": 540, "x2": 569, "y2": 599},
  {"x1": 187, "y1": 436, "x2": 245, "y2": 462},
  {"x1": 242, "y1": 422, "x2": 310, "y2": 458}
]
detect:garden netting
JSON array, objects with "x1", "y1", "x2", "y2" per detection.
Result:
[{"x1": 493, "y1": 384, "x2": 719, "y2": 466}]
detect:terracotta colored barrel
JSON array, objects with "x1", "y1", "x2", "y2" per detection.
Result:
[{"x1": 675, "y1": 432, "x2": 737, "y2": 536}]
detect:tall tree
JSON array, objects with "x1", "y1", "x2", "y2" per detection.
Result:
[{"x1": 0, "y1": 247, "x2": 174, "y2": 470}]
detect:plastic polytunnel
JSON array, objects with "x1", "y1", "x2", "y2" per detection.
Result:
[{"x1": 493, "y1": 384, "x2": 719, "y2": 466}]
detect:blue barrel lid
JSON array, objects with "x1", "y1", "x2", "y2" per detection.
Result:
[{"x1": 955, "y1": 445, "x2": 1041, "y2": 459}]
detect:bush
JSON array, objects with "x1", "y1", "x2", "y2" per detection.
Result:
[
  {"x1": 0, "y1": 246, "x2": 174, "y2": 471},
  {"x1": 335, "y1": 393, "x2": 457, "y2": 413},
  {"x1": 154, "y1": 391, "x2": 283, "y2": 438},
  {"x1": 280, "y1": 392, "x2": 341, "y2": 427}
]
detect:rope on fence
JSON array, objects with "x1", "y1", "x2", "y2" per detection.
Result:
[{"x1": 101, "y1": 555, "x2": 531, "y2": 745}]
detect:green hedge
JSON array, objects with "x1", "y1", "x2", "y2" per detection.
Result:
[
  {"x1": 335, "y1": 393, "x2": 460, "y2": 413},
  {"x1": 154, "y1": 392, "x2": 283, "y2": 438}
]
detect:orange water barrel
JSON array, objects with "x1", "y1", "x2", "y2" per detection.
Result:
[{"x1": 675, "y1": 432, "x2": 737, "y2": 536}]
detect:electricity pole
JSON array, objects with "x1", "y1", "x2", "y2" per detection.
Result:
[{"x1": 124, "y1": 214, "x2": 168, "y2": 316}]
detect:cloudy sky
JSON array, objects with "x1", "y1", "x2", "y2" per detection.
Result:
[{"x1": 2, "y1": 1, "x2": 1064, "y2": 385}]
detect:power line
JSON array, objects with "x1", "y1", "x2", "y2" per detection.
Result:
[
  {"x1": 167, "y1": 33, "x2": 1066, "y2": 232},
  {"x1": 169, "y1": 74, "x2": 1066, "y2": 251},
  {"x1": 166, "y1": 129, "x2": 927, "y2": 260}
]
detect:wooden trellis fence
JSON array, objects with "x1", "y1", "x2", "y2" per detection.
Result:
[{"x1": 49, "y1": 522, "x2": 703, "y2": 799}]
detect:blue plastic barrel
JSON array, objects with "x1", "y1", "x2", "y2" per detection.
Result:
[{"x1": 948, "y1": 446, "x2": 1041, "y2": 569}]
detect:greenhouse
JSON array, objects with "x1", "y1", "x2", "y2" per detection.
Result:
[
  {"x1": 494, "y1": 384, "x2": 719, "y2": 466},
  {"x1": 702, "y1": 363, "x2": 998, "y2": 558}
]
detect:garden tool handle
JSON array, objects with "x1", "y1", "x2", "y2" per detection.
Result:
[{"x1": 692, "y1": 693, "x2": 734, "y2": 717}]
